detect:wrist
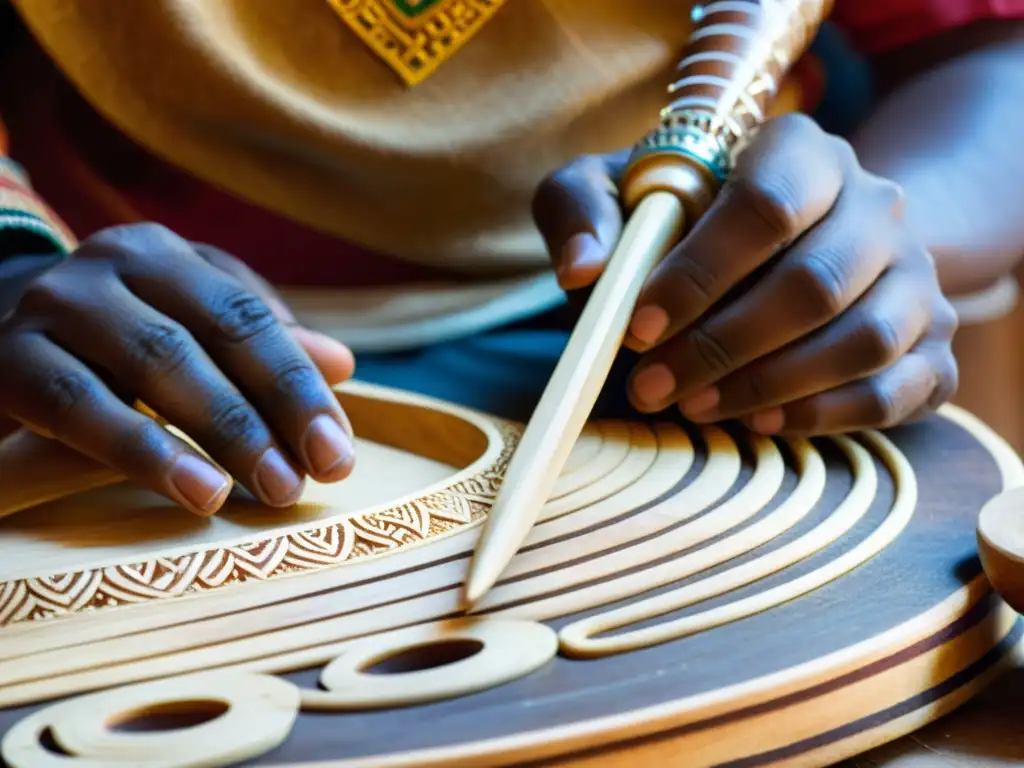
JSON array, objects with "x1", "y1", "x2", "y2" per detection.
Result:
[{"x1": 0, "y1": 158, "x2": 77, "y2": 316}]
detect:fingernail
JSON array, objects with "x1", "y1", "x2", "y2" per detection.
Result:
[
  {"x1": 254, "y1": 448, "x2": 305, "y2": 506},
  {"x1": 631, "y1": 363, "x2": 676, "y2": 409},
  {"x1": 563, "y1": 232, "x2": 603, "y2": 267},
  {"x1": 304, "y1": 414, "x2": 355, "y2": 479},
  {"x1": 629, "y1": 306, "x2": 669, "y2": 347},
  {"x1": 750, "y1": 408, "x2": 784, "y2": 434},
  {"x1": 681, "y1": 387, "x2": 720, "y2": 420},
  {"x1": 169, "y1": 454, "x2": 231, "y2": 515}
]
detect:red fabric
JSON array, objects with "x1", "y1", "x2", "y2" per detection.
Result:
[
  {"x1": 0, "y1": 43, "x2": 458, "y2": 288},
  {"x1": 832, "y1": 0, "x2": 1024, "y2": 54}
]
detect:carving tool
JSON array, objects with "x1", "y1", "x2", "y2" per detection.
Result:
[{"x1": 463, "y1": 0, "x2": 835, "y2": 607}]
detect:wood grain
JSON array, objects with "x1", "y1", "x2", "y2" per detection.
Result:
[{"x1": 0, "y1": 385, "x2": 1018, "y2": 767}]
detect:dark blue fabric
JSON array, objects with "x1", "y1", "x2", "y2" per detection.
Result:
[
  {"x1": 353, "y1": 309, "x2": 647, "y2": 421},
  {"x1": 810, "y1": 22, "x2": 875, "y2": 136}
]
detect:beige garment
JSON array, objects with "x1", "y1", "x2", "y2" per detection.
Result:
[{"x1": 9, "y1": 1, "x2": 771, "y2": 350}]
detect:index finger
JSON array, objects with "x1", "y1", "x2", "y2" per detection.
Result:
[
  {"x1": 193, "y1": 243, "x2": 356, "y2": 386},
  {"x1": 86, "y1": 226, "x2": 356, "y2": 484},
  {"x1": 625, "y1": 115, "x2": 845, "y2": 351}
]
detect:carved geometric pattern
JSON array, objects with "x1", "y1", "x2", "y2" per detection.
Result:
[{"x1": 0, "y1": 423, "x2": 521, "y2": 626}]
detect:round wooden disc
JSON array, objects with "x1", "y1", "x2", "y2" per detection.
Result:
[{"x1": 0, "y1": 393, "x2": 1019, "y2": 768}]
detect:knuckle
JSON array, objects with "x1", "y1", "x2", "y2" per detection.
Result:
[
  {"x1": 665, "y1": 254, "x2": 719, "y2": 302},
  {"x1": 770, "y1": 112, "x2": 820, "y2": 140},
  {"x1": 786, "y1": 252, "x2": 849, "y2": 319},
  {"x1": 109, "y1": 416, "x2": 172, "y2": 475},
  {"x1": 18, "y1": 271, "x2": 72, "y2": 314},
  {"x1": 38, "y1": 370, "x2": 96, "y2": 428},
  {"x1": 864, "y1": 379, "x2": 901, "y2": 427},
  {"x1": 727, "y1": 172, "x2": 805, "y2": 241},
  {"x1": 532, "y1": 172, "x2": 563, "y2": 213},
  {"x1": 791, "y1": 398, "x2": 828, "y2": 434},
  {"x1": 534, "y1": 156, "x2": 588, "y2": 198},
  {"x1": 16, "y1": 264, "x2": 97, "y2": 316},
  {"x1": 933, "y1": 297, "x2": 960, "y2": 339},
  {"x1": 271, "y1": 359, "x2": 323, "y2": 402},
  {"x1": 688, "y1": 327, "x2": 734, "y2": 376},
  {"x1": 930, "y1": 349, "x2": 960, "y2": 407},
  {"x1": 204, "y1": 394, "x2": 263, "y2": 450},
  {"x1": 901, "y1": 240, "x2": 936, "y2": 270},
  {"x1": 127, "y1": 321, "x2": 194, "y2": 378},
  {"x1": 82, "y1": 222, "x2": 191, "y2": 272},
  {"x1": 532, "y1": 154, "x2": 610, "y2": 220},
  {"x1": 737, "y1": 366, "x2": 772, "y2": 409},
  {"x1": 826, "y1": 133, "x2": 858, "y2": 165},
  {"x1": 868, "y1": 176, "x2": 905, "y2": 216},
  {"x1": 89, "y1": 222, "x2": 176, "y2": 250},
  {"x1": 860, "y1": 316, "x2": 904, "y2": 369},
  {"x1": 210, "y1": 288, "x2": 277, "y2": 344}
]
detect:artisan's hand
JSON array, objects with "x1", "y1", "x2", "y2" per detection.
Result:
[
  {"x1": 535, "y1": 114, "x2": 959, "y2": 435},
  {"x1": 0, "y1": 223, "x2": 357, "y2": 515}
]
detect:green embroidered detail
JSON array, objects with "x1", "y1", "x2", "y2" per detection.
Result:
[
  {"x1": 390, "y1": 0, "x2": 444, "y2": 18},
  {"x1": 327, "y1": 0, "x2": 507, "y2": 86}
]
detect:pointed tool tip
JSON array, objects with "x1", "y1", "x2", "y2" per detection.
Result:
[{"x1": 461, "y1": 574, "x2": 491, "y2": 613}]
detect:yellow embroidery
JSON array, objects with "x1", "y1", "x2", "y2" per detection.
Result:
[{"x1": 327, "y1": 0, "x2": 507, "y2": 86}]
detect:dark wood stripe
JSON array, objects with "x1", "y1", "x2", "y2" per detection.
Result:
[
  {"x1": 723, "y1": 605, "x2": 1024, "y2": 766},
  {"x1": 533, "y1": 591, "x2": 1009, "y2": 766}
]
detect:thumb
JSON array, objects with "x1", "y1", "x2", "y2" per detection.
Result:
[{"x1": 532, "y1": 150, "x2": 629, "y2": 292}]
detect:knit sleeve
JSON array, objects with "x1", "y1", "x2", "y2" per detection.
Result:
[
  {"x1": 0, "y1": 142, "x2": 73, "y2": 310},
  {"x1": 0, "y1": 121, "x2": 76, "y2": 259},
  {"x1": 830, "y1": 0, "x2": 1024, "y2": 55},
  {"x1": 0, "y1": 3, "x2": 76, "y2": 260}
]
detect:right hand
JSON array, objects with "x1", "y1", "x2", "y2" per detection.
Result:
[{"x1": 0, "y1": 223, "x2": 357, "y2": 516}]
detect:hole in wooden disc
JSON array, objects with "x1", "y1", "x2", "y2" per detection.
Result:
[
  {"x1": 362, "y1": 638, "x2": 484, "y2": 675},
  {"x1": 39, "y1": 727, "x2": 71, "y2": 756},
  {"x1": 106, "y1": 699, "x2": 230, "y2": 733}
]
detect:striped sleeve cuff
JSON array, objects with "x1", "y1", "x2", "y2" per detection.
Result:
[{"x1": 0, "y1": 158, "x2": 76, "y2": 256}]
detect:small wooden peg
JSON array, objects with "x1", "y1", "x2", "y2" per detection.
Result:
[{"x1": 978, "y1": 487, "x2": 1024, "y2": 615}]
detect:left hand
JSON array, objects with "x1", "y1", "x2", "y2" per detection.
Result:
[{"x1": 533, "y1": 114, "x2": 959, "y2": 435}]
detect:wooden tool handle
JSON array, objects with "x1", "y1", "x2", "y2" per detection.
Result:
[
  {"x1": 621, "y1": 0, "x2": 833, "y2": 217},
  {"x1": 463, "y1": 0, "x2": 835, "y2": 607}
]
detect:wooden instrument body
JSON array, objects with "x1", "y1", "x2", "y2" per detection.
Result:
[{"x1": 0, "y1": 381, "x2": 1020, "y2": 767}]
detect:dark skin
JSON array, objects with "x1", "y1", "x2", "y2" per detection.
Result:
[
  {"x1": 537, "y1": 20, "x2": 1024, "y2": 435},
  {"x1": 0, "y1": 226, "x2": 357, "y2": 516},
  {"x1": 534, "y1": 113, "x2": 958, "y2": 436},
  {"x1": 3, "y1": 21, "x2": 1022, "y2": 518}
]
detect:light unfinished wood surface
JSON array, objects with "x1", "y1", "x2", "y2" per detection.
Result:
[
  {"x1": 0, "y1": 383, "x2": 1019, "y2": 767},
  {"x1": 465, "y1": 192, "x2": 685, "y2": 604}
]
